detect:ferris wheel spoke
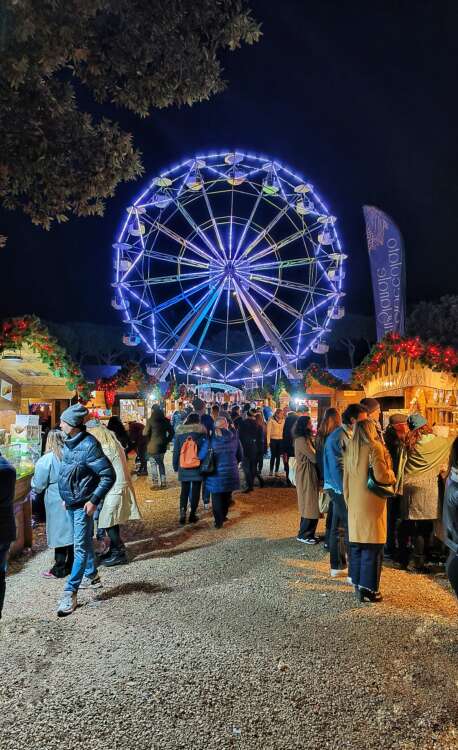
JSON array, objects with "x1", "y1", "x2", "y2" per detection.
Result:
[
  {"x1": 248, "y1": 256, "x2": 314, "y2": 272},
  {"x1": 145, "y1": 250, "x2": 208, "y2": 270},
  {"x1": 231, "y1": 285, "x2": 263, "y2": 371},
  {"x1": 188, "y1": 283, "x2": 225, "y2": 371},
  {"x1": 239, "y1": 204, "x2": 290, "y2": 260},
  {"x1": 241, "y1": 272, "x2": 315, "y2": 294},
  {"x1": 172, "y1": 201, "x2": 226, "y2": 263},
  {"x1": 199, "y1": 179, "x2": 227, "y2": 259},
  {"x1": 143, "y1": 271, "x2": 211, "y2": 286},
  {"x1": 152, "y1": 221, "x2": 217, "y2": 265},
  {"x1": 152, "y1": 275, "x2": 222, "y2": 314},
  {"x1": 232, "y1": 190, "x2": 263, "y2": 261},
  {"x1": 244, "y1": 279, "x2": 303, "y2": 322}
]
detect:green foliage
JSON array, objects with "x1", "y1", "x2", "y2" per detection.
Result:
[
  {"x1": 0, "y1": 1, "x2": 260, "y2": 228},
  {"x1": 406, "y1": 296, "x2": 458, "y2": 350}
]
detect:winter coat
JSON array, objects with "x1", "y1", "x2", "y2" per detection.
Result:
[
  {"x1": 282, "y1": 414, "x2": 298, "y2": 457},
  {"x1": 199, "y1": 429, "x2": 243, "y2": 494},
  {"x1": 323, "y1": 425, "x2": 352, "y2": 494},
  {"x1": 402, "y1": 434, "x2": 453, "y2": 520},
  {"x1": 384, "y1": 425, "x2": 407, "y2": 494},
  {"x1": 144, "y1": 415, "x2": 174, "y2": 455},
  {"x1": 0, "y1": 455, "x2": 16, "y2": 546},
  {"x1": 97, "y1": 439, "x2": 141, "y2": 529},
  {"x1": 267, "y1": 416, "x2": 284, "y2": 443},
  {"x1": 343, "y1": 442, "x2": 395, "y2": 544},
  {"x1": 32, "y1": 452, "x2": 73, "y2": 548},
  {"x1": 294, "y1": 437, "x2": 319, "y2": 519},
  {"x1": 171, "y1": 410, "x2": 185, "y2": 432},
  {"x1": 443, "y1": 468, "x2": 458, "y2": 555},
  {"x1": 238, "y1": 418, "x2": 264, "y2": 459},
  {"x1": 173, "y1": 423, "x2": 208, "y2": 482},
  {"x1": 58, "y1": 429, "x2": 116, "y2": 510},
  {"x1": 201, "y1": 413, "x2": 214, "y2": 436}
]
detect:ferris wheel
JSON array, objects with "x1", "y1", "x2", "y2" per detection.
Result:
[{"x1": 111, "y1": 151, "x2": 347, "y2": 383}]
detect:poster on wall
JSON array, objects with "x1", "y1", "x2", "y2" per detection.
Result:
[{"x1": 0, "y1": 379, "x2": 13, "y2": 401}]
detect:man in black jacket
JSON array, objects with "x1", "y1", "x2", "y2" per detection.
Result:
[
  {"x1": 57, "y1": 404, "x2": 115, "y2": 617},
  {"x1": 282, "y1": 408, "x2": 298, "y2": 486},
  {"x1": 0, "y1": 453, "x2": 16, "y2": 619},
  {"x1": 238, "y1": 409, "x2": 264, "y2": 492}
]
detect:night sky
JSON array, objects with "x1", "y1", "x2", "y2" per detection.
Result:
[{"x1": 1, "y1": 0, "x2": 457, "y2": 325}]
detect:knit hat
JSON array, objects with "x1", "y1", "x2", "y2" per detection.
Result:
[
  {"x1": 360, "y1": 397, "x2": 380, "y2": 415},
  {"x1": 389, "y1": 413, "x2": 408, "y2": 425},
  {"x1": 60, "y1": 403, "x2": 88, "y2": 427},
  {"x1": 407, "y1": 413, "x2": 428, "y2": 431}
]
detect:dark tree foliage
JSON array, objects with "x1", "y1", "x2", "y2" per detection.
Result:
[
  {"x1": 0, "y1": 1, "x2": 260, "y2": 228},
  {"x1": 406, "y1": 295, "x2": 458, "y2": 349}
]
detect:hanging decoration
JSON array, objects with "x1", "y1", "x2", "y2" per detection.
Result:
[
  {"x1": 96, "y1": 361, "x2": 158, "y2": 399},
  {"x1": 274, "y1": 379, "x2": 290, "y2": 406},
  {"x1": 0, "y1": 315, "x2": 90, "y2": 401},
  {"x1": 303, "y1": 363, "x2": 344, "y2": 390},
  {"x1": 353, "y1": 333, "x2": 458, "y2": 385}
]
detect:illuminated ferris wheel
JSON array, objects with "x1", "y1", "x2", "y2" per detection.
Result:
[{"x1": 112, "y1": 151, "x2": 347, "y2": 383}]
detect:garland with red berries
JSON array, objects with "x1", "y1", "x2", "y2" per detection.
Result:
[
  {"x1": 304, "y1": 363, "x2": 344, "y2": 390},
  {"x1": 353, "y1": 333, "x2": 458, "y2": 385},
  {"x1": 96, "y1": 362, "x2": 159, "y2": 399},
  {"x1": 0, "y1": 315, "x2": 91, "y2": 401}
]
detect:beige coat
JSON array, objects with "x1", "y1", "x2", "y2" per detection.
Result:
[
  {"x1": 343, "y1": 442, "x2": 395, "y2": 544},
  {"x1": 98, "y1": 441, "x2": 142, "y2": 529},
  {"x1": 267, "y1": 416, "x2": 284, "y2": 443},
  {"x1": 294, "y1": 437, "x2": 319, "y2": 519}
]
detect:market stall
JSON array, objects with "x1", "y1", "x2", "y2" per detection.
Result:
[
  {"x1": 0, "y1": 316, "x2": 87, "y2": 556},
  {"x1": 354, "y1": 334, "x2": 458, "y2": 432}
]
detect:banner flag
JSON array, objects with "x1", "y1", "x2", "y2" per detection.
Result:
[{"x1": 363, "y1": 205, "x2": 406, "y2": 341}]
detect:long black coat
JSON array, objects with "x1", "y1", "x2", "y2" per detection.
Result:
[
  {"x1": 144, "y1": 414, "x2": 174, "y2": 455},
  {"x1": 0, "y1": 455, "x2": 16, "y2": 545},
  {"x1": 238, "y1": 418, "x2": 263, "y2": 459}
]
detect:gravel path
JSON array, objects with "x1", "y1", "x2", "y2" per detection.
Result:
[{"x1": 1, "y1": 466, "x2": 458, "y2": 750}]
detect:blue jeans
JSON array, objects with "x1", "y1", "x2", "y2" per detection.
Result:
[
  {"x1": 65, "y1": 508, "x2": 97, "y2": 593},
  {"x1": 349, "y1": 543, "x2": 384, "y2": 592}
]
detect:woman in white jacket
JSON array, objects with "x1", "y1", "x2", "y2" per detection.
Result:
[
  {"x1": 86, "y1": 421, "x2": 141, "y2": 566},
  {"x1": 267, "y1": 409, "x2": 285, "y2": 477}
]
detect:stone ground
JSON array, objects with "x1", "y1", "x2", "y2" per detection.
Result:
[{"x1": 1, "y1": 458, "x2": 458, "y2": 750}]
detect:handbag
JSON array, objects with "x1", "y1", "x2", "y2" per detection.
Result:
[
  {"x1": 200, "y1": 447, "x2": 216, "y2": 475},
  {"x1": 367, "y1": 466, "x2": 395, "y2": 499}
]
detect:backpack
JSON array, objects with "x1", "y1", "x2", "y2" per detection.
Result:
[{"x1": 179, "y1": 436, "x2": 201, "y2": 469}]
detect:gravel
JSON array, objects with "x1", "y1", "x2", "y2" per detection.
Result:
[{"x1": 1, "y1": 460, "x2": 458, "y2": 749}]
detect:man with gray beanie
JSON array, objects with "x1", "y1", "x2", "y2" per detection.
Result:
[{"x1": 56, "y1": 403, "x2": 115, "y2": 616}]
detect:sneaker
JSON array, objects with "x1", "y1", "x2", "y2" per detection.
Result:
[
  {"x1": 41, "y1": 570, "x2": 58, "y2": 579},
  {"x1": 346, "y1": 577, "x2": 353, "y2": 584},
  {"x1": 188, "y1": 513, "x2": 199, "y2": 524},
  {"x1": 296, "y1": 537, "x2": 319, "y2": 545},
  {"x1": 330, "y1": 568, "x2": 349, "y2": 578},
  {"x1": 79, "y1": 574, "x2": 103, "y2": 590},
  {"x1": 57, "y1": 591, "x2": 77, "y2": 617}
]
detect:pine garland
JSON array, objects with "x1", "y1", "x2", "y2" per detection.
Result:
[
  {"x1": 303, "y1": 363, "x2": 344, "y2": 389},
  {"x1": 0, "y1": 315, "x2": 91, "y2": 401},
  {"x1": 353, "y1": 332, "x2": 458, "y2": 385}
]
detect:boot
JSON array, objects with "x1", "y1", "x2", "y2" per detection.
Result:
[{"x1": 101, "y1": 548, "x2": 129, "y2": 567}]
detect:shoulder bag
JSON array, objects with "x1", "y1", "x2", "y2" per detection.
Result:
[
  {"x1": 367, "y1": 464, "x2": 395, "y2": 499},
  {"x1": 200, "y1": 447, "x2": 216, "y2": 475}
]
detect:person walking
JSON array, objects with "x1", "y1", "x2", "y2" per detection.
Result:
[
  {"x1": 107, "y1": 416, "x2": 131, "y2": 456},
  {"x1": 56, "y1": 404, "x2": 115, "y2": 617},
  {"x1": 267, "y1": 408, "x2": 285, "y2": 478},
  {"x1": 86, "y1": 421, "x2": 141, "y2": 566},
  {"x1": 199, "y1": 416, "x2": 243, "y2": 528},
  {"x1": 383, "y1": 414, "x2": 408, "y2": 560},
  {"x1": 294, "y1": 416, "x2": 320, "y2": 544},
  {"x1": 323, "y1": 404, "x2": 367, "y2": 577},
  {"x1": 173, "y1": 412, "x2": 207, "y2": 525},
  {"x1": 0, "y1": 452, "x2": 16, "y2": 619},
  {"x1": 315, "y1": 407, "x2": 342, "y2": 548},
  {"x1": 193, "y1": 397, "x2": 214, "y2": 436},
  {"x1": 238, "y1": 408, "x2": 264, "y2": 492},
  {"x1": 399, "y1": 413, "x2": 452, "y2": 571},
  {"x1": 344, "y1": 419, "x2": 395, "y2": 602},
  {"x1": 254, "y1": 411, "x2": 267, "y2": 484},
  {"x1": 32, "y1": 429, "x2": 74, "y2": 579},
  {"x1": 443, "y1": 437, "x2": 458, "y2": 599},
  {"x1": 282, "y1": 407, "x2": 298, "y2": 486},
  {"x1": 143, "y1": 404, "x2": 174, "y2": 489}
]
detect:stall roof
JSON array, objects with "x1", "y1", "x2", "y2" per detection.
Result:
[{"x1": 0, "y1": 345, "x2": 73, "y2": 390}]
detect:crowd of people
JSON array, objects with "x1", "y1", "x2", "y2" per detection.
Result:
[{"x1": 0, "y1": 393, "x2": 457, "y2": 620}]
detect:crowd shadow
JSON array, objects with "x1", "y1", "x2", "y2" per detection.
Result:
[{"x1": 95, "y1": 580, "x2": 172, "y2": 601}]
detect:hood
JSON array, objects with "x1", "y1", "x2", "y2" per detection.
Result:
[{"x1": 176, "y1": 422, "x2": 207, "y2": 435}]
